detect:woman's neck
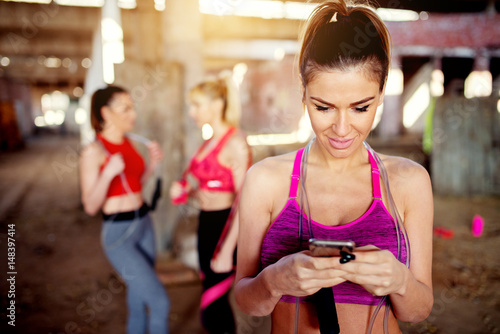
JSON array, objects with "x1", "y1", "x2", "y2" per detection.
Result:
[
  {"x1": 210, "y1": 120, "x2": 232, "y2": 139},
  {"x1": 99, "y1": 127, "x2": 125, "y2": 144}
]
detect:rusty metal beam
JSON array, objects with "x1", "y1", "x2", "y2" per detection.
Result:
[
  {"x1": 0, "y1": 2, "x2": 99, "y2": 31},
  {"x1": 202, "y1": 14, "x2": 302, "y2": 40}
]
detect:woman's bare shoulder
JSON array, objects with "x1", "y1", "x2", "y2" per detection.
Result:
[
  {"x1": 228, "y1": 129, "x2": 249, "y2": 145},
  {"x1": 80, "y1": 141, "x2": 104, "y2": 163},
  {"x1": 377, "y1": 153, "x2": 432, "y2": 201},
  {"x1": 379, "y1": 154, "x2": 430, "y2": 182},
  {"x1": 241, "y1": 151, "x2": 298, "y2": 215},
  {"x1": 222, "y1": 129, "x2": 250, "y2": 158},
  {"x1": 248, "y1": 151, "x2": 297, "y2": 178},
  {"x1": 243, "y1": 151, "x2": 298, "y2": 194}
]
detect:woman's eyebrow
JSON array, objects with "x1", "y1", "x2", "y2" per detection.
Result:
[
  {"x1": 350, "y1": 96, "x2": 375, "y2": 106},
  {"x1": 310, "y1": 96, "x2": 335, "y2": 107},
  {"x1": 310, "y1": 96, "x2": 375, "y2": 107}
]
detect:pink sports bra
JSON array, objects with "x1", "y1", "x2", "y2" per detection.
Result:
[
  {"x1": 187, "y1": 127, "x2": 236, "y2": 192},
  {"x1": 260, "y1": 148, "x2": 407, "y2": 305}
]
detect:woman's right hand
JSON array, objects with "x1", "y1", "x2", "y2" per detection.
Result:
[
  {"x1": 169, "y1": 180, "x2": 190, "y2": 204},
  {"x1": 169, "y1": 180, "x2": 184, "y2": 199},
  {"x1": 103, "y1": 153, "x2": 125, "y2": 178},
  {"x1": 266, "y1": 251, "x2": 347, "y2": 298}
]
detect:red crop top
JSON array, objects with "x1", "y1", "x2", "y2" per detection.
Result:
[
  {"x1": 97, "y1": 134, "x2": 145, "y2": 198},
  {"x1": 187, "y1": 127, "x2": 236, "y2": 192}
]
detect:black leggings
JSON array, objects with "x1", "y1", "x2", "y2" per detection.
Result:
[{"x1": 198, "y1": 208, "x2": 236, "y2": 334}]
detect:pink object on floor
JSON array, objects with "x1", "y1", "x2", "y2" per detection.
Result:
[
  {"x1": 472, "y1": 214, "x2": 484, "y2": 237},
  {"x1": 433, "y1": 226, "x2": 455, "y2": 239}
]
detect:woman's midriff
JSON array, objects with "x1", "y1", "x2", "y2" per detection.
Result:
[
  {"x1": 197, "y1": 190, "x2": 235, "y2": 211},
  {"x1": 102, "y1": 192, "x2": 143, "y2": 215},
  {"x1": 270, "y1": 300, "x2": 402, "y2": 334}
]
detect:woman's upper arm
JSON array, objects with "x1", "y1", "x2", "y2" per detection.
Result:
[
  {"x1": 396, "y1": 160, "x2": 434, "y2": 288},
  {"x1": 235, "y1": 160, "x2": 276, "y2": 282},
  {"x1": 79, "y1": 143, "x2": 102, "y2": 200}
]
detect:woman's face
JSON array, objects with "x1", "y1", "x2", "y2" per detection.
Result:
[
  {"x1": 304, "y1": 67, "x2": 384, "y2": 159},
  {"x1": 102, "y1": 92, "x2": 136, "y2": 133},
  {"x1": 188, "y1": 92, "x2": 221, "y2": 128}
]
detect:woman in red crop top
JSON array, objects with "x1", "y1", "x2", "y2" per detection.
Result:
[
  {"x1": 79, "y1": 86, "x2": 170, "y2": 334},
  {"x1": 170, "y1": 73, "x2": 251, "y2": 334},
  {"x1": 234, "y1": 1, "x2": 434, "y2": 333}
]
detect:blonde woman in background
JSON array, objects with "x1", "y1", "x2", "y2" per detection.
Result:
[{"x1": 170, "y1": 73, "x2": 252, "y2": 334}]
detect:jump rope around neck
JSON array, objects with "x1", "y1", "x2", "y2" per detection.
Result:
[
  {"x1": 99, "y1": 133, "x2": 162, "y2": 250},
  {"x1": 295, "y1": 138, "x2": 411, "y2": 334}
]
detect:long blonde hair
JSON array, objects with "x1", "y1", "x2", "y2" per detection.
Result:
[
  {"x1": 189, "y1": 71, "x2": 241, "y2": 127},
  {"x1": 298, "y1": 0, "x2": 391, "y2": 92}
]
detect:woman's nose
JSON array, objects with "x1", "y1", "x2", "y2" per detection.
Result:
[{"x1": 333, "y1": 112, "x2": 350, "y2": 136}]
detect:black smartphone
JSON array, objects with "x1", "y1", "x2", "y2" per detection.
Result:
[{"x1": 309, "y1": 238, "x2": 355, "y2": 257}]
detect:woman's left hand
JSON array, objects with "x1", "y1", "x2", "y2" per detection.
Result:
[
  {"x1": 147, "y1": 141, "x2": 163, "y2": 169},
  {"x1": 211, "y1": 249, "x2": 234, "y2": 273},
  {"x1": 340, "y1": 245, "x2": 407, "y2": 297}
]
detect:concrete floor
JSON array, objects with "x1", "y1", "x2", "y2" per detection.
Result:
[
  {"x1": 1, "y1": 132, "x2": 499, "y2": 334},
  {"x1": 0, "y1": 133, "x2": 270, "y2": 334}
]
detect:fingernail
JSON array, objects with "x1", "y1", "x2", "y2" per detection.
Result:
[{"x1": 340, "y1": 251, "x2": 355, "y2": 260}]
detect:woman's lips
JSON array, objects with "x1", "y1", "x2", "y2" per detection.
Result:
[{"x1": 328, "y1": 137, "x2": 354, "y2": 150}]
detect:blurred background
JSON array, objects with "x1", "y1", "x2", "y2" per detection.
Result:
[{"x1": 0, "y1": 0, "x2": 499, "y2": 333}]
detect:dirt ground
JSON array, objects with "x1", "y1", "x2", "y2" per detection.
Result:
[{"x1": 0, "y1": 133, "x2": 499, "y2": 334}]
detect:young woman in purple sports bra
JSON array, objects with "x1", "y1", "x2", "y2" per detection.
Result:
[
  {"x1": 234, "y1": 1, "x2": 434, "y2": 333},
  {"x1": 170, "y1": 73, "x2": 252, "y2": 334}
]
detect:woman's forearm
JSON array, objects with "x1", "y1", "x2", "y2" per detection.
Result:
[
  {"x1": 234, "y1": 267, "x2": 282, "y2": 316},
  {"x1": 82, "y1": 170, "x2": 114, "y2": 216},
  {"x1": 390, "y1": 264, "x2": 433, "y2": 322}
]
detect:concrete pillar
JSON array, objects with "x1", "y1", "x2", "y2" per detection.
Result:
[
  {"x1": 378, "y1": 54, "x2": 403, "y2": 138},
  {"x1": 160, "y1": 0, "x2": 206, "y2": 267},
  {"x1": 81, "y1": 28, "x2": 105, "y2": 145},
  {"x1": 111, "y1": 0, "x2": 186, "y2": 252},
  {"x1": 162, "y1": 0, "x2": 204, "y2": 158},
  {"x1": 125, "y1": 0, "x2": 162, "y2": 63},
  {"x1": 473, "y1": 52, "x2": 490, "y2": 72}
]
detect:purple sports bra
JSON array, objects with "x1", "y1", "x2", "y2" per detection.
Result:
[{"x1": 260, "y1": 148, "x2": 407, "y2": 305}]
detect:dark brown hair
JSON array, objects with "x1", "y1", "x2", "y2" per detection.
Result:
[
  {"x1": 299, "y1": 0, "x2": 391, "y2": 92},
  {"x1": 90, "y1": 85, "x2": 127, "y2": 132}
]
